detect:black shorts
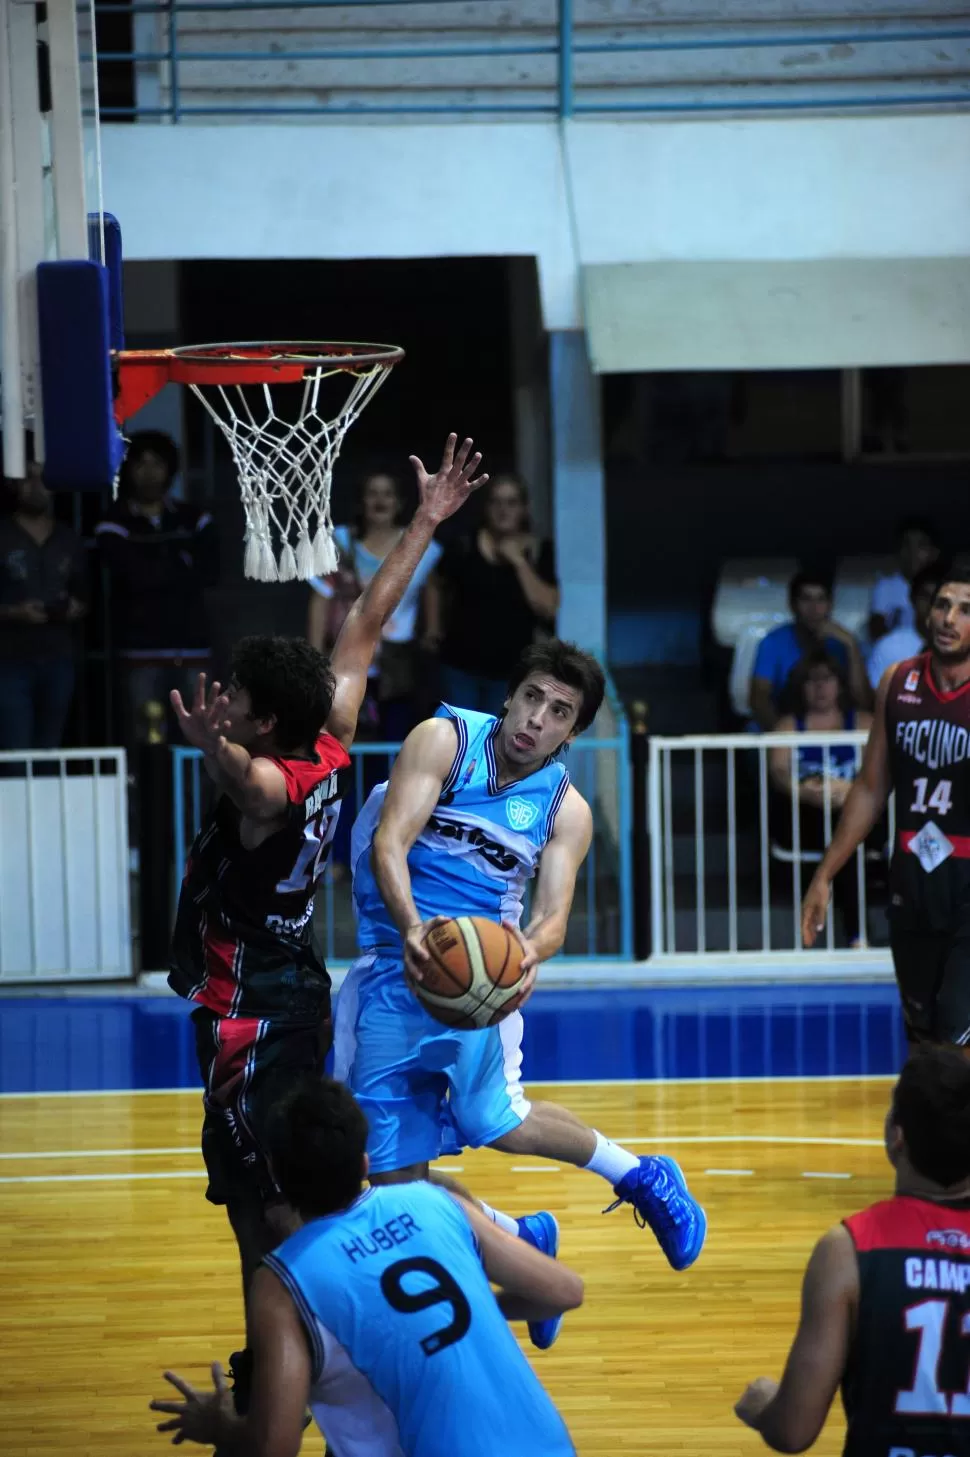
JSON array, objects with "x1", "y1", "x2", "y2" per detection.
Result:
[
  {"x1": 890, "y1": 913, "x2": 970, "y2": 1045},
  {"x1": 192, "y1": 1007, "x2": 332, "y2": 1207}
]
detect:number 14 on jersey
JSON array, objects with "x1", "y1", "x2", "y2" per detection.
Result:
[{"x1": 910, "y1": 779, "x2": 953, "y2": 817}]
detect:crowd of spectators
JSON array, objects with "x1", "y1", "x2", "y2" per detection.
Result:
[{"x1": 0, "y1": 442, "x2": 557, "y2": 756}]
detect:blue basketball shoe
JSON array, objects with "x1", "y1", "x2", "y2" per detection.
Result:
[
  {"x1": 605, "y1": 1156, "x2": 707, "y2": 1270},
  {"x1": 515, "y1": 1211, "x2": 563, "y2": 1350}
]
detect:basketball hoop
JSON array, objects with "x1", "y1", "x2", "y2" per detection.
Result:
[{"x1": 114, "y1": 341, "x2": 404, "y2": 582}]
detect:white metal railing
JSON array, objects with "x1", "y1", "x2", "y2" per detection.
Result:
[
  {"x1": 0, "y1": 750, "x2": 131, "y2": 983},
  {"x1": 648, "y1": 732, "x2": 895, "y2": 964}
]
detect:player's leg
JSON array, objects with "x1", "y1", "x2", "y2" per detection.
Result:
[
  {"x1": 332, "y1": 951, "x2": 451, "y2": 1181},
  {"x1": 446, "y1": 1012, "x2": 706, "y2": 1271},
  {"x1": 193, "y1": 1009, "x2": 328, "y2": 1429},
  {"x1": 889, "y1": 922, "x2": 948, "y2": 1050},
  {"x1": 928, "y1": 915, "x2": 970, "y2": 1054}
]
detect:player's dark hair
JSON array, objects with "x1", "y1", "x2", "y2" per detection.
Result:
[
  {"x1": 118, "y1": 430, "x2": 180, "y2": 492},
  {"x1": 896, "y1": 515, "x2": 939, "y2": 546},
  {"x1": 231, "y1": 635, "x2": 336, "y2": 753},
  {"x1": 265, "y1": 1075, "x2": 369, "y2": 1218},
  {"x1": 507, "y1": 640, "x2": 605, "y2": 734},
  {"x1": 788, "y1": 568, "x2": 833, "y2": 608},
  {"x1": 786, "y1": 646, "x2": 850, "y2": 717},
  {"x1": 893, "y1": 1047, "x2": 970, "y2": 1189}
]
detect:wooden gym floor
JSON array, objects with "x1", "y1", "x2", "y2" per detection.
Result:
[{"x1": 0, "y1": 1075, "x2": 894, "y2": 1456}]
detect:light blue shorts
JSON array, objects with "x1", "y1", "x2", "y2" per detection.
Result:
[{"x1": 333, "y1": 951, "x2": 531, "y2": 1175}]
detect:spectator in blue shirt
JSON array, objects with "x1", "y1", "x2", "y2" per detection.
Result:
[{"x1": 749, "y1": 569, "x2": 869, "y2": 730}]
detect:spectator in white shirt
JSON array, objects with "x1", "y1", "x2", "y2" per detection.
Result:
[
  {"x1": 869, "y1": 517, "x2": 939, "y2": 641},
  {"x1": 867, "y1": 561, "x2": 944, "y2": 690}
]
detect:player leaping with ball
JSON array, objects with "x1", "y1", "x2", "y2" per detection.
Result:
[{"x1": 334, "y1": 638, "x2": 707, "y2": 1349}]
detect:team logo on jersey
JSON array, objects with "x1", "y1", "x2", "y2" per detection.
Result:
[
  {"x1": 905, "y1": 669, "x2": 921, "y2": 692},
  {"x1": 507, "y1": 796, "x2": 539, "y2": 831},
  {"x1": 927, "y1": 1229, "x2": 970, "y2": 1251}
]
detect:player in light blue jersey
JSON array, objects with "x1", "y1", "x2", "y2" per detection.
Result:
[
  {"x1": 151, "y1": 1075, "x2": 581, "y2": 1457},
  {"x1": 334, "y1": 639, "x2": 706, "y2": 1344}
]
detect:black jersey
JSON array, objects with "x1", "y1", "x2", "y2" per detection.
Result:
[
  {"x1": 169, "y1": 731, "x2": 350, "y2": 1022},
  {"x1": 842, "y1": 1194, "x2": 970, "y2": 1457},
  {"x1": 887, "y1": 653, "x2": 970, "y2": 932}
]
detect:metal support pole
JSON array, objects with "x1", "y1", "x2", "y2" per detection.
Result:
[{"x1": 558, "y1": 0, "x2": 573, "y2": 118}]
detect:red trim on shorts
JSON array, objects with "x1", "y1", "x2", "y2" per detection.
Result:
[
  {"x1": 900, "y1": 831, "x2": 970, "y2": 859},
  {"x1": 206, "y1": 1016, "x2": 262, "y2": 1108},
  {"x1": 196, "y1": 922, "x2": 239, "y2": 1016}
]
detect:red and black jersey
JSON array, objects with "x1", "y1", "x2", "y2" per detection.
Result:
[
  {"x1": 168, "y1": 731, "x2": 350, "y2": 1022},
  {"x1": 842, "y1": 1195, "x2": 970, "y2": 1457},
  {"x1": 887, "y1": 653, "x2": 970, "y2": 932}
]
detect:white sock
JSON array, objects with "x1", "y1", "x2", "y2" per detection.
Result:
[
  {"x1": 584, "y1": 1131, "x2": 639, "y2": 1187},
  {"x1": 479, "y1": 1201, "x2": 519, "y2": 1237}
]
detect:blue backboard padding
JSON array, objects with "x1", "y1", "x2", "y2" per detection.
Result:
[
  {"x1": 87, "y1": 212, "x2": 124, "y2": 353},
  {"x1": 37, "y1": 259, "x2": 125, "y2": 491}
]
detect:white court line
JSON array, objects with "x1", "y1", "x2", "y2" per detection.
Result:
[
  {"x1": 0, "y1": 1146, "x2": 197, "y2": 1161},
  {"x1": 802, "y1": 1172, "x2": 853, "y2": 1180},
  {"x1": 0, "y1": 1073, "x2": 898, "y2": 1101},
  {"x1": 0, "y1": 1134, "x2": 884, "y2": 1164},
  {"x1": 510, "y1": 1166, "x2": 561, "y2": 1174},
  {"x1": 622, "y1": 1135, "x2": 882, "y2": 1148},
  {"x1": 0, "y1": 1170, "x2": 206, "y2": 1185},
  {"x1": 705, "y1": 1169, "x2": 754, "y2": 1177}
]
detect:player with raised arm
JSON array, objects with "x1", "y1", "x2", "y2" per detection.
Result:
[
  {"x1": 735, "y1": 1045, "x2": 970, "y2": 1455},
  {"x1": 151, "y1": 1076, "x2": 582, "y2": 1457},
  {"x1": 166, "y1": 435, "x2": 486, "y2": 1412},
  {"x1": 802, "y1": 558, "x2": 970, "y2": 1047},
  {"x1": 334, "y1": 639, "x2": 706, "y2": 1353}
]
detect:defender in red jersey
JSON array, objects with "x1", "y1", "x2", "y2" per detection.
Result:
[
  {"x1": 736, "y1": 1046, "x2": 970, "y2": 1455},
  {"x1": 167, "y1": 435, "x2": 487, "y2": 1329},
  {"x1": 802, "y1": 559, "x2": 970, "y2": 1045}
]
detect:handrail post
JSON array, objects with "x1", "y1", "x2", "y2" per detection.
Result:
[
  {"x1": 558, "y1": 0, "x2": 573, "y2": 118},
  {"x1": 168, "y1": 0, "x2": 179, "y2": 122},
  {"x1": 631, "y1": 699, "x2": 650, "y2": 960}
]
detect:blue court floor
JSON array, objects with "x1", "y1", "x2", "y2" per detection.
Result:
[{"x1": 0, "y1": 981, "x2": 907, "y2": 1094}]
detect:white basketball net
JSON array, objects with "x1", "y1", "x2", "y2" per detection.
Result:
[{"x1": 187, "y1": 359, "x2": 395, "y2": 582}]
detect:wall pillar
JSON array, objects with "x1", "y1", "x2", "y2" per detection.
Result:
[{"x1": 550, "y1": 329, "x2": 605, "y2": 656}]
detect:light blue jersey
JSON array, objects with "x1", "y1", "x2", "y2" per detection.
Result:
[
  {"x1": 265, "y1": 1182, "x2": 575, "y2": 1457},
  {"x1": 352, "y1": 704, "x2": 570, "y2": 951},
  {"x1": 335, "y1": 706, "x2": 572, "y2": 1173}
]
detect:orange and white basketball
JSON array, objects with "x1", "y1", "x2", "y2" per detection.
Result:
[{"x1": 415, "y1": 916, "x2": 527, "y2": 1030}]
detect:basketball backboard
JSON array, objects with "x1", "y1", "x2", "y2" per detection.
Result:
[{"x1": 0, "y1": 0, "x2": 98, "y2": 480}]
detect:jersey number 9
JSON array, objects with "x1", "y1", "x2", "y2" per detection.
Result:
[{"x1": 380, "y1": 1256, "x2": 472, "y2": 1356}]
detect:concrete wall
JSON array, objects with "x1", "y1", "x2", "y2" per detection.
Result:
[{"x1": 103, "y1": 113, "x2": 970, "y2": 346}]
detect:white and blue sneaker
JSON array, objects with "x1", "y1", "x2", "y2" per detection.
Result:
[
  {"x1": 606, "y1": 1156, "x2": 707, "y2": 1270},
  {"x1": 515, "y1": 1211, "x2": 563, "y2": 1350}
]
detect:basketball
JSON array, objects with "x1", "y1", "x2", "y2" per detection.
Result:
[{"x1": 416, "y1": 917, "x2": 527, "y2": 1030}]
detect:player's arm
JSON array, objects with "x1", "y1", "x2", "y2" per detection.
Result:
[
  {"x1": 801, "y1": 668, "x2": 893, "y2": 947},
  {"x1": 455, "y1": 1197, "x2": 584, "y2": 1323},
  {"x1": 170, "y1": 673, "x2": 289, "y2": 822},
  {"x1": 150, "y1": 1267, "x2": 311, "y2": 1457},
  {"x1": 325, "y1": 435, "x2": 486, "y2": 748},
  {"x1": 735, "y1": 1225, "x2": 857, "y2": 1453},
  {"x1": 371, "y1": 717, "x2": 459, "y2": 981},
  {"x1": 517, "y1": 787, "x2": 593, "y2": 974}
]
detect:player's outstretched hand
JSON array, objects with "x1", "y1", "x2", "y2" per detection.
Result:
[
  {"x1": 150, "y1": 1363, "x2": 234, "y2": 1445},
  {"x1": 410, "y1": 433, "x2": 488, "y2": 526},
  {"x1": 734, "y1": 1376, "x2": 779, "y2": 1430},
  {"x1": 800, "y1": 872, "x2": 832, "y2": 948},
  {"x1": 503, "y1": 921, "x2": 540, "y2": 1005},
  {"x1": 170, "y1": 673, "x2": 232, "y2": 756}
]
